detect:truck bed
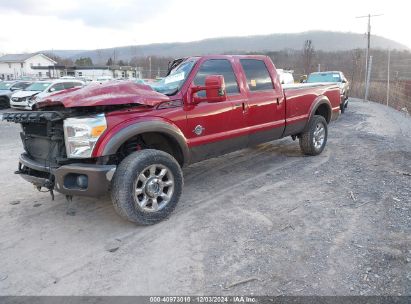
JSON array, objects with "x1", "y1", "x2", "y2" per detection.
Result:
[{"x1": 282, "y1": 83, "x2": 341, "y2": 136}]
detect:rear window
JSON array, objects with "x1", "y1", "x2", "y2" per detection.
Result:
[
  {"x1": 0, "y1": 82, "x2": 13, "y2": 90},
  {"x1": 12, "y1": 82, "x2": 31, "y2": 89},
  {"x1": 307, "y1": 73, "x2": 341, "y2": 83},
  {"x1": 240, "y1": 59, "x2": 274, "y2": 92}
]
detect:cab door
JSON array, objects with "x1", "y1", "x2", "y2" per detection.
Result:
[
  {"x1": 184, "y1": 58, "x2": 248, "y2": 163},
  {"x1": 239, "y1": 58, "x2": 286, "y2": 146}
]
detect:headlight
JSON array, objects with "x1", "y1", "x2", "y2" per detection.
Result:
[
  {"x1": 27, "y1": 96, "x2": 36, "y2": 104},
  {"x1": 63, "y1": 114, "x2": 107, "y2": 158}
]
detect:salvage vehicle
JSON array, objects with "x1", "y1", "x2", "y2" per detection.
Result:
[
  {"x1": 2, "y1": 55, "x2": 341, "y2": 225},
  {"x1": 0, "y1": 80, "x2": 32, "y2": 109},
  {"x1": 306, "y1": 71, "x2": 350, "y2": 113},
  {"x1": 10, "y1": 79, "x2": 84, "y2": 110}
]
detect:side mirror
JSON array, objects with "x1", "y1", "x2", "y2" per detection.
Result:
[
  {"x1": 10, "y1": 87, "x2": 19, "y2": 91},
  {"x1": 191, "y1": 75, "x2": 227, "y2": 104},
  {"x1": 49, "y1": 87, "x2": 56, "y2": 92},
  {"x1": 341, "y1": 79, "x2": 347, "y2": 83}
]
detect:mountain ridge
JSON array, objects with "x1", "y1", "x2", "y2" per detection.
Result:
[{"x1": 43, "y1": 31, "x2": 409, "y2": 63}]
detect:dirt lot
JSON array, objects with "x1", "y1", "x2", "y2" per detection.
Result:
[{"x1": 0, "y1": 98, "x2": 410, "y2": 296}]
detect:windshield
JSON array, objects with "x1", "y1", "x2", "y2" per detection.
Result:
[
  {"x1": 24, "y1": 82, "x2": 51, "y2": 91},
  {"x1": 0, "y1": 82, "x2": 13, "y2": 90},
  {"x1": 149, "y1": 60, "x2": 195, "y2": 95},
  {"x1": 307, "y1": 73, "x2": 341, "y2": 83}
]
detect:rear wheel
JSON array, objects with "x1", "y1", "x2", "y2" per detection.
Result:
[
  {"x1": 111, "y1": 149, "x2": 183, "y2": 225},
  {"x1": 299, "y1": 115, "x2": 328, "y2": 156}
]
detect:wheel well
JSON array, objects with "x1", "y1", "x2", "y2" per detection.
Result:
[
  {"x1": 314, "y1": 103, "x2": 331, "y2": 123},
  {"x1": 115, "y1": 132, "x2": 184, "y2": 166}
]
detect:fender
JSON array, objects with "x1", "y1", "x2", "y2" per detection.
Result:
[
  {"x1": 94, "y1": 118, "x2": 190, "y2": 166},
  {"x1": 307, "y1": 95, "x2": 332, "y2": 124}
]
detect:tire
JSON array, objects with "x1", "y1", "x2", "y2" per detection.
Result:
[
  {"x1": 340, "y1": 102, "x2": 346, "y2": 114},
  {"x1": 299, "y1": 115, "x2": 328, "y2": 156},
  {"x1": 111, "y1": 149, "x2": 183, "y2": 225},
  {"x1": 0, "y1": 97, "x2": 10, "y2": 109}
]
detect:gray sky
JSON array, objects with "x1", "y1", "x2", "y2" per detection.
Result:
[{"x1": 0, "y1": 0, "x2": 408, "y2": 53}]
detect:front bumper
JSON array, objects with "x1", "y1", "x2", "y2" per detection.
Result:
[
  {"x1": 18, "y1": 153, "x2": 116, "y2": 197},
  {"x1": 10, "y1": 99, "x2": 32, "y2": 110}
]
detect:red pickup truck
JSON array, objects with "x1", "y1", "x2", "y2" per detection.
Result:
[{"x1": 2, "y1": 55, "x2": 341, "y2": 225}]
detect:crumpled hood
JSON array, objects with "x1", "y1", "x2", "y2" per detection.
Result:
[
  {"x1": 11, "y1": 90, "x2": 41, "y2": 98},
  {"x1": 36, "y1": 81, "x2": 170, "y2": 109}
]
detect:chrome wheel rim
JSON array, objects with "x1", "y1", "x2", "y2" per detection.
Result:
[
  {"x1": 313, "y1": 123, "x2": 325, "y2": 150},
  {"x1": 133, "y1": 164, "x2": 174, "y2": 212}
]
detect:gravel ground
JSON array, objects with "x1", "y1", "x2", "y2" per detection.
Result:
[{"x1": 0, "y1": 98, "x2": 410, "y2": 296}]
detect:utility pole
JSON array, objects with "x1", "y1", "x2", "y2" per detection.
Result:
[
  {"x1": 356, "y1": 14, "x2": 383, "y2": 85},
  {"x1": 148, "y1": 56, "x2": 152, "y2": 79},
  {"x1": 386, "y1": 49, "x2": 391, "y2": 106},
  {"x1": 364, "y1": 55, "x2": 373, "y2": 102}
]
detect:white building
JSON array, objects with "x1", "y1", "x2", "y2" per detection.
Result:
[
  {"x1": 32, "y1": 65, "x2": 142, "y2": 80},
  {"x1": 111, "y1": 66, "x2": 142, "y2": 79},
  {"x1": 0, "y1": 53, "x2": 57, "y2": 80},
  {"x1": 72, "y1": 66, "x2": 113, "y2": 79}
]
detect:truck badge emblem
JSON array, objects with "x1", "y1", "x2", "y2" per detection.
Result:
[{"x1": 194, "y1": 125, "x2": 205, "y2": 136}]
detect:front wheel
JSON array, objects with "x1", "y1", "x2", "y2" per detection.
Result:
[
  {"x1": 340, "y1": 102, "x2": 346, "y2": 113},
  {"x1": 299, "y1": 115, "x2": 328, "y2": 156},
  {"x1": 111, "y1": 149, "x2": 183, "y2": 225},
  {"x1": 0, "y1": 97, "x2": 10, "y2": 109}
]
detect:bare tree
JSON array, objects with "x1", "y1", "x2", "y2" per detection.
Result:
[
  {"x1": 302, "y1": 40, "x2": 315, "y2": 75},
  {"x1": 350, "y1": 49, "x2": 363, "y2": 94}
]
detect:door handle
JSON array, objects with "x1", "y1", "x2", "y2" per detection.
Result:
[{"x1": 234, "y1": 102, "x2": 246, "y2": 112}]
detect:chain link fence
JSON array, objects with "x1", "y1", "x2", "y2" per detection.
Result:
[{"x1": 350, "y1": 53, "x2": 411, "y2": 114}]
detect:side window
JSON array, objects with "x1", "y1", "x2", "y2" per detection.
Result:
[
  {"x1": 65, "y1": 82, "x2": 82, "y2": 89},
  {"x1": 193, "y1": 59, "x2": 239, "y2": 97},
  {"x1": 50, "y1": 83, "x2": 65, "y2": 92},
  {"x1": 12, "y1": 82, "x2": 28, "y2": 89},
  {"x1": 240, "y1": 59, "x2": 274, "y2": 92},
  {"x1": 64, "y1": 82, "x2": 74, "y2": 89}
]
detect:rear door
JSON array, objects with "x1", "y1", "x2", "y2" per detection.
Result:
[
  {"x1": 239, "y1": 58, "x2": 285, "y2": 146},
  {"x1": 184, "y1": 58, "x2": 248, "y2": 162}
]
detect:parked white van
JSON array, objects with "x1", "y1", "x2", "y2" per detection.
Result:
[{"x1": 10, "y1": 79, "x2": 84, "y2": 110}]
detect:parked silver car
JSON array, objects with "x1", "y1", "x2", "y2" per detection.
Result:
[
  {"x1": 0, "y1": 81, "x2": 32, "y2": 109},
  {"x1": 306, "y1": 71, "x2": 350, "y2": 113},
  {"x1": 10, "y1": 79, "x2": 84, "y2": 110}
]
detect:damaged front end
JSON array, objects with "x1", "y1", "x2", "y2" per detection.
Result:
[
  {"x1": 4, "y1": 111, "x2": 65, "y2": 195},
  {"x1": 3, "y1": 111, "x2": 116, "y2": 197}
]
